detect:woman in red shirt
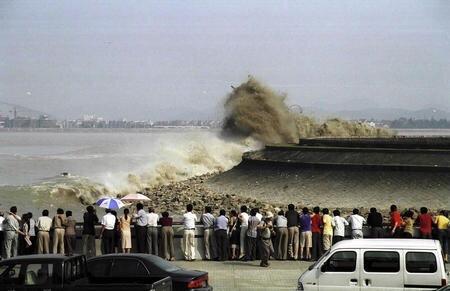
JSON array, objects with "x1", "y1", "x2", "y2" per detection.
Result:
[{"x1": 390, "y1": 205, "x2": 403, "y2": 238}]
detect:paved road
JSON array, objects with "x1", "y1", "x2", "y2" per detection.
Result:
[{"x1": 174, "y1": 260, "x2": 311, "y2": 291}]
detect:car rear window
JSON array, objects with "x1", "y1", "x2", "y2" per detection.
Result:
[
  {"x1": 406, "y1": 252, "x2": 437, "y2": 273},
  {"x1": 364, "y1": 251, "x2": 400, "y2": 273},
  {"x1": 88, "y1": 259, "x2": 112, "y2": 278},
  {"x1": 111, "y1": 259, "x2": 149, "y2": 278}
]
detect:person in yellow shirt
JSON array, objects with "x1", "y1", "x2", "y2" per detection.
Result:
[
  {"x1": 322, "y1": 208, "x2": 333, "y2": 252},
  {"x1": 434, "y1": 210, "x2": 449, "y2": 262}
]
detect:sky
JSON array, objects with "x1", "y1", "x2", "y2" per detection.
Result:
[{"x1": 1, "y1": 0, "x2": 450, "y2": 120}]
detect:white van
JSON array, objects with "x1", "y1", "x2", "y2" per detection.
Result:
[{"x1": 298, "y1": 239, "x2": 448, "y2": 291}]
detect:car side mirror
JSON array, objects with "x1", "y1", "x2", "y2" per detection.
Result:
[{"x1": 320, "y1": 263, "x2": 328, "y2": 273}]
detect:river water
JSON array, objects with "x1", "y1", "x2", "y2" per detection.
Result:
[
  {"x1": 1, "y1": 128, "x2": 449, "y2": 218},
  {"x1": 0, "y1": 129, "x2": 250, "y2": 218}
]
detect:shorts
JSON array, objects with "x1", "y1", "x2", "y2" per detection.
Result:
[{"x1": 300, "y1": 231, "x2": 312, "y2": 248}]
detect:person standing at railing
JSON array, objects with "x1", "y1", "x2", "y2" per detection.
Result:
[
  {"x1": 214, "y1": 209, "x2": 229, "y2": 261},
  {"x1": 146, "y1": 207, "x2": 159, "y2": 256},
  {"x1": 3, "y1": 206, "x2": 23, "y2": 259},
  {"x1": 416, "y1": 207, "x2": 433, "y2": 239},
  {"x1": 201, "y1": 206, "x2": 216, "y2": 260},
  {"x1": 52, "y1": 208, "x2": 67, "y2": 254},
  {"x1": 64, "y1": 211, "x2": 76, "y2": 256},
  {"x1": 182, "y1": 204, "x2": 198, "y2": 261},
  {"x1": 238, "y1": 205, "x2": 249, "y2": 260},
  {"x1": 275, "y1": 210, "x2": 288, "y2": 260},
  {"x1": 159, "y1": 211, "x2": 175, "y2": 261},
  {"x1": 36, "y1": 210, "x2": 52, "y2": 254},
  {"x1": 82, "y1": 206, "x2": 98, "y2": 258},
  {"x1": 133, "y1": 203, "x2": 148, "y2": 253},
  {"x1": 434, "y1": 210, "x2": 450, "y2": 262},
  {"x1": 119, "y1": 208, "x2": 132, "y2": 254},
  {"x1": 367, "y1": 208, "x2": 384, "y2": 238}
]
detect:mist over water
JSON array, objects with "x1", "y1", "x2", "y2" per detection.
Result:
[{"x1": 0, "y1": 130, "x2": 255, "y2": 217}]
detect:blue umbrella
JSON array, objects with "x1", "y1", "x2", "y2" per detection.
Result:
[{"x1": 96, "y1": 197, "x2": 124, "y2": 209}]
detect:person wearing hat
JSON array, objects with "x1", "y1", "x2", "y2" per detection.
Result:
[{"x1": 258, "y1": 214, "x2": 274, "y2": 267}]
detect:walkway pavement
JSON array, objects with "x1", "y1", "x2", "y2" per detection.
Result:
[{"x1": 174, "y1": 260, "x2": 310, "y2": 291}]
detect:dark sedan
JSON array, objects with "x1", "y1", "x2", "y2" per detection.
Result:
[{"x1": 87, "y1": 254, "x2": 212, "y2": 291}]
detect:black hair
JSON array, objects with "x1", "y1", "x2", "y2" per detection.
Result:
[
  {"x1": 420, "y1": 207, "x2": 428, "y2": 214},
  {"x1": 66, "y1": 210, "x2": 72, "y2": 217},
  {"x1": 278, "y1": 210, "x2": 284, "y2": 216},
  {"x1": 250, "y1": 208, "x2": 257, "y2": 216},
  {"x1": 230, "y1": 209, "x2": 237, "y2": 217},
  {"x1": 322, "y1": 208, "x2": 329, "y2": 215},
  {"x1": 86, "y1": 205, "x2": 94, "y2": 213},
  {"x1": 333, "y1": 209, "x2": 340, "y2": 216},
  {"x1": 27, "y1": 212, "x2": 33, "y2": 218},
  {"x1": 240, "y1": 205, "x2": 247, "y2": 213},
  {"x1": 288, "y1": 204, "x2": 295, "y2": 211},
  {"x1": 148, "y1": 207, "x2": 154, "y2": 213},
  {"x1": 390, "y1": 205, "x2": 397, "y2": 212},
  {"x1": 42, "y1": 209, "x2": 49, "y2": 216},
  {"x1": 56, "y1": 208, "x2": 64, "y2": 215},
  {"x1": 10, "y1": 206, "x2": 17, "y2": 214},
  {"x1": 205, "y1": 206, "x2": 212, "y2": 213},
  {"x1": 370, "y1": 208, "x2": 377, "y2": 213},
  {"x1": 219, "y1": 209, "x2": 226, "y2": 216},
  {"x1": 302, "y1": 207, "x2": 309, "y2": 214},
  {"x1": 136, "y1": 203, "x2": 144, "y2": 210},
  {"x1": 105, "y1": 208, "x2": 111, "y2": 214},
  {"x1": 162, "y1": 211, "x2": 169, "y2": 218},
  {"x1": 186, "y1": 204, "x2": 193, "y2": 212},
  {"x1": 124, "y1": 208, "x2": 129, "y2": 220},
  {"x1": 353, "y1": 208, "x2": 359, "y2": 215},
  {"x1": 313, "y1": 206, "x2": 320, "y2": 214},
  {"x1": 111, "y1": 210, "x2": 117, "y2": 216}
]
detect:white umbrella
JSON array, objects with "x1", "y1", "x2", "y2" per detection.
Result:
[
  {"x1": 121, "y1": 193, "x2": 150, "y2": 201},
  {"x1": 96, "y1": 197, "x2": 125, "y2": 209}
]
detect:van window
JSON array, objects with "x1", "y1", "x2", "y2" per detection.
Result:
[
  {"x1": 364, "y1": 251, "x2": 400, "y2": 273},
  {"x1": 322, "y1": 251, "x2": 356, "y2": 272},
  {"x1": 406, "y1": 252, "x2": 437, "y2": 273}
]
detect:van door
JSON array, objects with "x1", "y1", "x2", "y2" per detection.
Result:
[
  {"x1": 360, "y1": 249, "x2": 403, "y2": 290},
  {"x1": 318, "y1": 249, "x2": 360, "y2": 291},
  {"x1": 403, "y1": 251, "x2": 443, "y2": 290}
]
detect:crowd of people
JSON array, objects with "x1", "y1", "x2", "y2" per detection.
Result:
[{"x1": 1, "y1": 203, "x2": 450, "y2": 267}]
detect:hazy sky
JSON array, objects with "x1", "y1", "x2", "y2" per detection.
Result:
[{"x1": 1, "y1": 0, "x2": 449, "y2": 119}]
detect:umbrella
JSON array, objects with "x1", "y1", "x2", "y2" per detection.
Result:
[
  {"x1": 96, "y1": 197, "x2": 125, "y2": 209},
  {"x1": 121, "y1": 193, "x2": 150, "y2": 201}
]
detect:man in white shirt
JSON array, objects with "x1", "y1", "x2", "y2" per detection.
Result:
[
  {"x1": 238, "y1": 205, "x2": 249, "y2": 259},
  {"x1": 146, "y1": 207, "x2": 159, "y2": 256},
  {"x1": 36, "y1": 209, "x2": 53, "y2": 254},
  {"x1": 347, "y1": 208, "x2": 366, "y2": 239},
  {"x1": 201, "y1": 206, "x2": 216, "y2": 260},
  {"x1": 100, "y1": 209, "x2": 116, "y2": 254},
  {"x1": 133, "y1": 203, "x2": 148, "y2": 253},
  {"x1": 182, "y1": 204, "x2": 198, "y2": 261},
  {"x1": 332, "y1": 209, "x2": 349, "y2": 244}
]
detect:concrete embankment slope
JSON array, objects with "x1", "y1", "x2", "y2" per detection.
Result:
[{"x1": 206, "y1": 137, "x2": 450, "y2": 210}]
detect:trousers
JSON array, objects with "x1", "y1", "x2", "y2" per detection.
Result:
[
  {"x1": 82, "y1": 234, "x2": 96, "y2": 258},
  {"x1": 146, "y1": 226, "x2": 158, "y2": 255},
  {"x1": 52, "y1": 228, "x2": 65, "y2": 254},
  {"x1": 182, "y1": 229, "x2": 196, "y2": 260},
  {"x1": 37, "y1": 231, "x2": 50, "y2": 254},
  {"x1": 161, "y1": 226, "x2": 175, "y2": 260}
]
